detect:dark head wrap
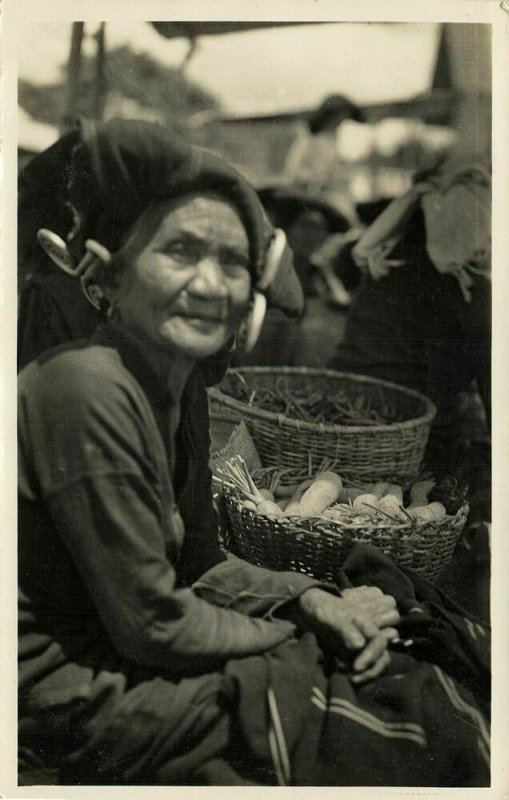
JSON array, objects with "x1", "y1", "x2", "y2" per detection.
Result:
[
  {"x1": 308, "y1": 94, "x2": 365, "y2": 135},
  {"x1": 18, "y1": 130, "x2": 81, "y2": 283},
  {"x1": 64, "y1": 118, "x2": 303, "y2": 318}
]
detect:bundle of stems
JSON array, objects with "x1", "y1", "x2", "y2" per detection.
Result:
[{"x1": 215, "y1": 455, "x2": 263, "y2": 504}]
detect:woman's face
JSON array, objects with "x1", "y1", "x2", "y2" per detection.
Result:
[
  {"x1": 112, "y1": 193, "x2": 252, "y2": 360},
  {"x1": 287, "y1": 211, "x2": 330, "y2": 261}
]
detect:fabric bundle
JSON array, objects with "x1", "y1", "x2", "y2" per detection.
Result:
[{"x1": 352, "y1": 154, "x2": 491, "y2": 301}]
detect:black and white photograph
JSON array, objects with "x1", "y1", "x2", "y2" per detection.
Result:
[{"x1": 1, "y1": 0, "x2": 508, "y2": 796}]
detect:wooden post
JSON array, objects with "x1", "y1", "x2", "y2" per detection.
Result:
[
  {"x1": 63, "y1": 21, "x2": 85, "y2": 131},
  {"x1": 93, "y1": 22, "x2": 107, "y2": 120}
]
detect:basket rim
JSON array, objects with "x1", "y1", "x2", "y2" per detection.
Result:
[{"x1": 209, "y1": 366, "x2": 437, "y2": 435}]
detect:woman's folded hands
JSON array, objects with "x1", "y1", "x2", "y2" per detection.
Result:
[{"x1": 298, "y1": 585, "x2": 401, "y2": 684}]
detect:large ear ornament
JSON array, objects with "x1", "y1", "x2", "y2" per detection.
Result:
[
  {"x1": 235, "y1": 228, "x2": 287, "y2": 354},
  {"x1": 236, "y1": 228, "x2": 286, "y2": 353},
  {"x1": 257, "y1": 228, "x2": 287, "y2": 292},
  {"x1": 37, "y1": 229, "x2": 112, "y2": 311},
  {"x1": 236, "y1": 291, "x2": 267, "y2": 355},
  {"x1": 37, "y1": 229, "x2": 79, "y2": 275},
  {"x1": 79, "y1": 240, "x2": 112, "y2": 310}
]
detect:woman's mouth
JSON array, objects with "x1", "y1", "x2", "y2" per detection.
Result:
[{"x1": 176, "y1": 312, "x2": 225, "y2": 333}]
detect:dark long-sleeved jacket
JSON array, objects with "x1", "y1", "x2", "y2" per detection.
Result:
[{"x1": 18, "y1": 322, "x2": 321, "y2": 710}]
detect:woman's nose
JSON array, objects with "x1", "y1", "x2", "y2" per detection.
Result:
[{"x1": 188, "y1": 257, "x2": 228, "y2": 298}]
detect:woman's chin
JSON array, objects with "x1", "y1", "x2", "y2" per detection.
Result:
[{"x1": 159, "y1": 318, "x2": 230, "y2": 360}]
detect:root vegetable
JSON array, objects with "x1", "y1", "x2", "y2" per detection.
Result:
[
  {"x1": 337, "y1": 486, "x2": 366, "y2": 503},
  {"x1": 274, "y1": 482, "x2": 302, "y2": 499},
  {"x1": 243, "y1": 500, "x2": 257, "y2": 512},
  {"x1": 407, "y1": 502, "x2": 446, "y2": 522},
  {"x1": 282, "y1": 478, "x2": 314, "y2": 516},
  {"x1": 383, "y1": 484, "x2": 404, "y2": 503},
  {"x1": 408, "y1": 479, "x2": 436, "y2": 509},
  {"x1": 352, "y1": 493, "x2": 380, "y2": 515},
  {"x1": 255, "y1": 499, "x2": 283, "y2": 518},
  {"x1": 259, "y1": 487, "x2": 276, "y2": 502},
  {"x1": 371, "y1": 481, "x2": 391, "y2": 499},
  {"x1": 293, "y1": 471, "x2": 343, "y2": 517},
  {"x1": 376, "y1": 494, "x2": 407, "y2": 521}
]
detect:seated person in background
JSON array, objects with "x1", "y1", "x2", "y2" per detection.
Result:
[
  {"x1": 234, "y1": 187, "x2": 352, "y2": 368},
  {"x1": 258, "y1": 185, "x2": 352, "y2": 303},
  {"x1": 283, "y1": 93, "x2": 366, "y2": 228},
  {"x1": 18, "y1": 120, "x2": 490, "y2": 787},
  {"x1": 328, "y1": 154, "x2": 491, "y2": 481}
]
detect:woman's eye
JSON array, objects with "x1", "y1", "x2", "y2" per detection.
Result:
[
  {"x1": 162, "y1": 241, "x2": 199, "y2": 263},
  {"x1": 220, "y1": 254, "x2": 249, "y2": 274}
]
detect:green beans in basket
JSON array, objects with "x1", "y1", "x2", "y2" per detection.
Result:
[
  {"x1": 208, "y1": 367, "x2": 437, "y2": 481},
  {"x1": 227, "y1": 371, "x2": 403, "y2": 427}
]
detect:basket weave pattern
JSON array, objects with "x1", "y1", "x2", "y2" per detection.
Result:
[
  {"x1": 221, "y1": 491, "x2": 468, "y2": 582},
  {"x1": 209, "y1": 367, "x2": 436, "y2": 481}
]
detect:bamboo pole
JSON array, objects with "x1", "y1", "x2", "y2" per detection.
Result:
[
  {"x1": 62, "y1": 21, "x2": 85, "y2": 132},
  {"x1": 93, "y1": 22, "x2": 107, "y2": 120}
]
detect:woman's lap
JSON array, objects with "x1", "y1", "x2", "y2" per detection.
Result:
[
  {"x1": 19, "y1": 644, "x2": 490, "y2": 786},
  {"x1": 20, "y1": 667, "x2": 228, "y2": 785}
]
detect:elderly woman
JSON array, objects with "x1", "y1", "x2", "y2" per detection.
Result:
[{"x1": 18, "y1": 120, "x2": 489, "y2": 787}]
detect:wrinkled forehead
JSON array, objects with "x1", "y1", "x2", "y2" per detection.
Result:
[{"x1": 120, "y1": 191, "x2": 250, "y2": 256}]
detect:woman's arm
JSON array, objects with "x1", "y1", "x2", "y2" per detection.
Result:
[
  {"x1": 20, "y1": 350, "x2": 311, "y2": 672},
  {"x1": 21, "y1": 349, "x2": 398, "y2": 676}
]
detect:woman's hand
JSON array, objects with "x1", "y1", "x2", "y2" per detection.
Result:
[{"x1": 299, "y1": 586, "x2": 400, "y2": 683}]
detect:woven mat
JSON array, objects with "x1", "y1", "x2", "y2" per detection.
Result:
[{"x1": 209, "y1": 419, "x2": 262, "y2": 476}]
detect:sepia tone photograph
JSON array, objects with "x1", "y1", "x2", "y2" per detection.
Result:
[{"x1": 2, "y1": 1, "x2": 508, "y2": 796}]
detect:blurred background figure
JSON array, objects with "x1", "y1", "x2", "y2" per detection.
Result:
[
  {"x1": 328, "y1": 153, "x2": 491, "y2": 542},
  {"x1": 282, "y1": 93, "x2": 367, "y2": 228},
  {"x1": 266, "y1": 94, "x2": 370, "y2": 313},
  {"x1": 233, "y1": 187, "x2": 351, "y2": 368},
  {"x1": 258, "y1": 186, "x2": 350, "y2": 298}
]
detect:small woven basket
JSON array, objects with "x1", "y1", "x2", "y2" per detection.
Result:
[
  {"x1": 209, "y1": 367, "x2": 436, "y2": 481},
  {"x1": 214, "y1": 472, "x2": 468, "y2": 583}
]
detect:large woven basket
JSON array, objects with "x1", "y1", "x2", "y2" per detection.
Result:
[
  {"x1": 216, "y1": 479, "x2": 468, "y2": 583},
  {"x1": 209, "y1": 367, "x2": 436, "y2": 481}
]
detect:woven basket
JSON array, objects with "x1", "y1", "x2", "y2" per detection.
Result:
[
  {"x1": 217, "y1": 482, "x2": 468, "y2": 583},
  {"x1": 209, "y1": 367, "x2": 436, "y2": 482}
]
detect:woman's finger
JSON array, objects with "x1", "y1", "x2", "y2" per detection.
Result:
[
  {"x1": 373, "y1": 608, "x2": 401, "y2": 628},
  {"x1": 352, "y1": 628, "x2": 397, "y2": 672},
  {"x1": 352, "y1": 614, "x2": 380, "y2": 640},
  {"x1": 342, "y1": 588, "x2": 397, "y2": 612},
  {"x1": 338, "y1": 621, "x2": 367, "y2": 651},
  {"x1": 343, "y1": 586, "x2": 382, "y2": 600},
  {"x1": 351, "y1": 650, "x2": 391, "y2": 684}
]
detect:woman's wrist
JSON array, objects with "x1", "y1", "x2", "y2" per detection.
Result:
[{"x1": 299, "y1": 587, "x2": 330, "y2": 623}]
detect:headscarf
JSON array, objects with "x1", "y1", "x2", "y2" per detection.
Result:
[
  {"x1": 18, "y1": 130, "x2": 80, "y2": 283},
  {"x1": 62, "y1": 118, "x2": 304, "y2": 318}
]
